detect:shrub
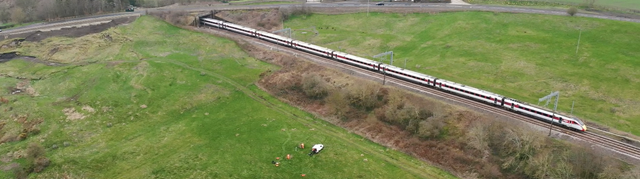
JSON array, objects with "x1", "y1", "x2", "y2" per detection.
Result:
[
  {"x1": 326, "y1": 89, "x2": 350, "y2": 120},
  {"x1": 0, "y1": 133, "x2": 18, "y2": 144},
  {"x1": 568, "y1": 7, "x2": 578, "y2": 16},
  {"x1": 23, "y1": 143, "x2": 51, "y2": 174},
  {"x1": 346, "y1": 83, "x2": 387, "y2": 111},
  {"x1": 302, "y1": 73, "x2": 329, "y2": 99},
  {"x1": 33, "y1": 157, "x2": 50, "y2": 173},
  {"x1": 416, "y1": 118, "x2": 445, "y2": 139},
  {"x1": 26, "y1": 143, "x2": 45, "y2": 160}
]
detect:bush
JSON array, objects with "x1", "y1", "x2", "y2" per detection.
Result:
[
  {"x1": 26, "y1": 143, "x2": 45, "y2": 160},
  {"x1": 326, "y1": 89, "x2": 350, "y2": 120},
  {"x1": 33, "y1": 157, "x2": 50, "y2": 173},
  {"x1": 302, "y1": 73, "x2": 329, "y2": 99},
  {"x1": 23, "y1": 143, "x2": 51, "y2": 174},
  {"x1": 567, "y1": 7, "x2": 578, "y2": 16},
  {"x1": 346, "y1": 83, "x2": 387, "y2": 111}
]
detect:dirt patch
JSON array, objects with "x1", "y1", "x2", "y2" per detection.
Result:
[
  {"x1": 0, "y1": 162, "x2": 20, "y2": 172},
  {"x1": 0, "y1": 52, "x2": 19, "y2": 63},
  {"x1": 6, "y1": 80, "x2": 39, "y2": 96},
  {"x1": 81, "y1": 105, "x2": 96, "y2": 113},
  {"x1": 0, "y1": 52, "x2": 62, "y2": 66},
  {"x1": 62, "y1": 108, "x2": 86, "y2": 120}
]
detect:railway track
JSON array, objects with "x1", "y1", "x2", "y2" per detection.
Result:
[{"x1": 199, "y1": 26, "x2": 640, "y2": 163}]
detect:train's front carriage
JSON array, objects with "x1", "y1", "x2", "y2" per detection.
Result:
[{"x1": 574, "y1": 118, "x2": 587, "y2": 132}]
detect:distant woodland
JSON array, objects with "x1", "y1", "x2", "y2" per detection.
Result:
[{"x1": 0, "y1": 0, "x2": 220, "y2": 24}]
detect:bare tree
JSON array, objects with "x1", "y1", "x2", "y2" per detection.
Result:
[
  {"x1": 567, "y1": 7, "x2": 578, "y2": 16},
  {"x1": 0, "y1": 7, "x2": 10, "y2": 23},
  {"x1": 10, "y1": 7, "x2": 27, "y2": 23},
  {"x1": 36, "y1": 0, "x2": 56, "y2": 20}
]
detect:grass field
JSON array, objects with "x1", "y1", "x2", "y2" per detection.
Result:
[
  {"x1": 465, "y1": 0, "x2": 640, "y2": 11},
  {"x1": 0, "y1": 16, "x2": 453, "y2": 178},
  {"x1": 284, "y1": 12, "x2": 640, "y2": 135}
]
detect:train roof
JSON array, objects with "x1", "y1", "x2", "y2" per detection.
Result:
[
  {"x1": 383, "y1": 65, "x2": 437, "y2": 80},
  {"x1": 438, "y1": 79, "x2": 504, "y2": 98},
  {"x1": 258, "y1": 31, "x2": 294, "y2": 41},
  {"x1": 344, "y1": 53, "x2": 380, "y2": 64}
]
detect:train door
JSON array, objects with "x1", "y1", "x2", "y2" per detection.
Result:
[
  {"x1": 501, "y1": 97, "x2": 505, "y2": 106},
  {"x1": 494, "y1": 98, "x2": 498, "y2": 105},
  {"x1": 558, "y1": 116, "x2": 562, "y2": 124}
]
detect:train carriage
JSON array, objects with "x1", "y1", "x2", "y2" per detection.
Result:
[
  {"x1": 292, "y1": 40, "x2": 333, "y2": 58},
  {"x1": 342, "y1": 54, "x2": 380, "y2": 70},
  {"x1": 379, "y1": 64, "x2": 436, "y2": 87},
  {"x1": 437, "y1": 80, "x2": 504, "y2": 105},
  {"x1": 503, "y1": 98, "x2": 586, "y2": 131},
  {"x1": 257, "y1": 31, "x2": 293, "y2": 46},
  {"x1": 224, "y1": 23, "x2": 258, "y2": 37}
]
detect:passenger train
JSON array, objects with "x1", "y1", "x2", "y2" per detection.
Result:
[{"x1": 201, "y1": 18, "x2": 587, "y2": 132}]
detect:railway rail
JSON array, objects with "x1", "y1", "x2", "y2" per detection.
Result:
[{"x1": 200, "y1": 25, "x2": 640, "y2": 163}]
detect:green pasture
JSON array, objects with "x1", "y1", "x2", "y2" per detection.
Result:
[
  {"x1": 284, "y1": 12, "x2": 640, "y2": 135},
  {"x1": 465, "y1": 0, "x2": 640, "y2": 11},
  {"x1": 0, "y1": 16, "x2": 453, "y2": 178}
]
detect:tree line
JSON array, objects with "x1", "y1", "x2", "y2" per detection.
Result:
[{"x1": 0, "y1": 0, "x2": 221, "y2": 24}]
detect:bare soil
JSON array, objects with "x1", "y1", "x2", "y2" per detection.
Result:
[{"x1": 0, "y1": 52, "x2": 62, "y2": 66}]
